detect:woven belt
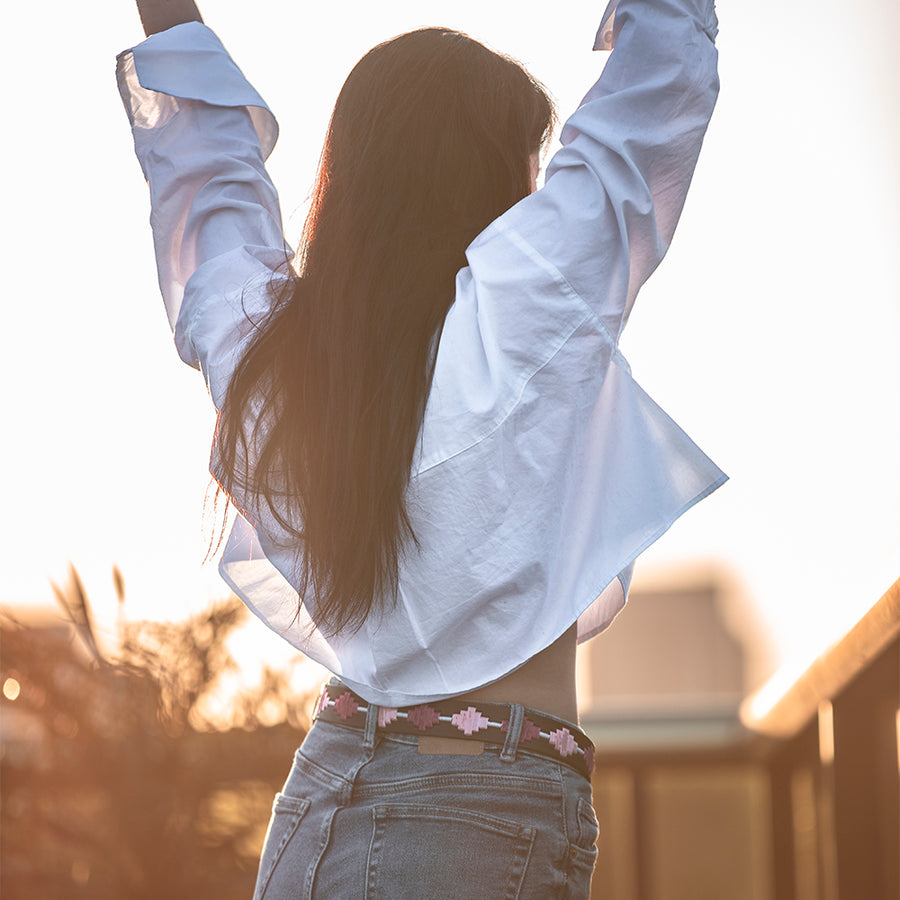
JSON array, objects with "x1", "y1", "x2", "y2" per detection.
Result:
[{"x1": 313, "y1": 682, "x2": 595, "y2": 781}]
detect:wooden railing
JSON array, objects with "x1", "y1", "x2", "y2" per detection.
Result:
[
  {"x1": 583, "y1": 578, "x2": 900, "y2": 900},
  {"x1": 740, "y1": 578, "x2": 900, "y2": 900}
]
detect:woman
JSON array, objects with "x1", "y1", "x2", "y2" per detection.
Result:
[{"x1": 119, "y1": 0, "x2": 722, "y2": 896}]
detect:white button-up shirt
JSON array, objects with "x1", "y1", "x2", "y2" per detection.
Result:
[{"x1": 118, "y1": 0, "x2": 725, "y2": 707}]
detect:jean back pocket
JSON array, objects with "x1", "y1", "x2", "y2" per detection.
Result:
[
  {"x1": 366, "y1": 804, "x2": 536, "y2": 899},
  {"x1": 254, "y1": 793, "x2": 311, "y2": 900}
]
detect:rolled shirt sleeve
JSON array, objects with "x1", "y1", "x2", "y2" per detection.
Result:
[{"x1": 117, "y1": 22, "x2": 291, "y2": 409}]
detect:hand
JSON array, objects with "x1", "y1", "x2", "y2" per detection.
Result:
[{"x1": 135, "y1": 0, "x2": 203, "y2": 37}]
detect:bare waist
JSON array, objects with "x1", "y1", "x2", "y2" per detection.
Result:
[{"x1": 463, "y1": 623, "x2": 578, "y2": 723}]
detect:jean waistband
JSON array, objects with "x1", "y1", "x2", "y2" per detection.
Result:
[{"x1": 313, "y1": 682, "x2": 595, "y2": 781}]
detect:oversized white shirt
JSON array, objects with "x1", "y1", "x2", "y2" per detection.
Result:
[{"x1": 118, "y1": 0, "x2": 725, "y2": 707}]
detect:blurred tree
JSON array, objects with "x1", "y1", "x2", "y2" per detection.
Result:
[{"x1": 0, "y1": 566, "x2": 309, "y2": 899}]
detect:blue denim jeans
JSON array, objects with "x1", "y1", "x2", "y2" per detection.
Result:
[{"x1": 253, "y1": 712, "x2": 598, "y2": 899}]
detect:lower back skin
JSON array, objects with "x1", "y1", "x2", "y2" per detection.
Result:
[{"x1": 464, "y1": 623, "x2": 578, "y2": 723}]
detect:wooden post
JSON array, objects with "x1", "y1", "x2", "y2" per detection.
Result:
[{"x1": 831, "y1": 639, "x2": 900, "y2": 900}]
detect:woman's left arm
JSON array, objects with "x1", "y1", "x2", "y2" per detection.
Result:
[
  {"x1": 134, "y1": 0, "x2": 203, "y2": 36},
  {"x1": 118, "y1": 23, "x2": 289, "y2": 408}
]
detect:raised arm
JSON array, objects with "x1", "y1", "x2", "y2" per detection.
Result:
[
  {"x1": 118, "y1": 21, "x2": 287, "y2": 407},
  {"x1": 134, "y1": 0, "x2": 202, "y2": 37},
  {"x1": 463, "y1": 0, "x2": 719, "y2": 345}
]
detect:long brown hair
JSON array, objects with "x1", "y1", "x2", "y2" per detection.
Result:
[{"x1": 214, "y1": 28, "x2": 555, "y2": 635}]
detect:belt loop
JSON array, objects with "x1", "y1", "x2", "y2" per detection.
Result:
[
  {"x1": 500, "y1": 703, "x2": 525, "y2": 763},
  {"x1": 362, "y1": 700, "x2": 379, "y2": 749}
]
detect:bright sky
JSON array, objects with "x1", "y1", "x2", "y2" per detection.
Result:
[{"x1": 3, "y1": 0, "x2": 898, "y2": 683}]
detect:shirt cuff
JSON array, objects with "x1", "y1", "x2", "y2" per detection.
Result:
[
  {"x1": 594, "y1": 0, "x2": 719, "y2": 51},
  {"x1": 117, "y1": 21, "x2": 278, "y2": 158}
]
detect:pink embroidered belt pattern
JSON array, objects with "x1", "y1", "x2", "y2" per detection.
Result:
[{"x1": 313, "y1": 683, "x2": 595, "y2": 781}]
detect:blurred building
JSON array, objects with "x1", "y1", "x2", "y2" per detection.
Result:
[
  {"x1": 577, "y1": 565, "x2": 899, "y2": 900},
  {"x1": 576, "y1": 562, "x2": 773, "y2": 900},
  {"x1": 579, "y1": 560, "x2": 771, "y2": 746}
]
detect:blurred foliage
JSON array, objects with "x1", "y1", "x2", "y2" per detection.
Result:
[{"x1": 0, "y1": 566, "x2": 309, "y2": 899}]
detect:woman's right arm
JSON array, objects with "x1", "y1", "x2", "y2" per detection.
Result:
[
  {"x1": 133, "y1": 0, "x2": 203, "y2": 37},
  {"x1": 463, "y1": 0, "x2": 719, "y2": 345}
]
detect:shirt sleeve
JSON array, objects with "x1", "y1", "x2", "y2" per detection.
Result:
[
  {"x1": 116, "y1": 22, "x2": 291, "y2": 409},
  {"x1": 469, "y1": 0, "x2": 719, "y2": 345}
]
